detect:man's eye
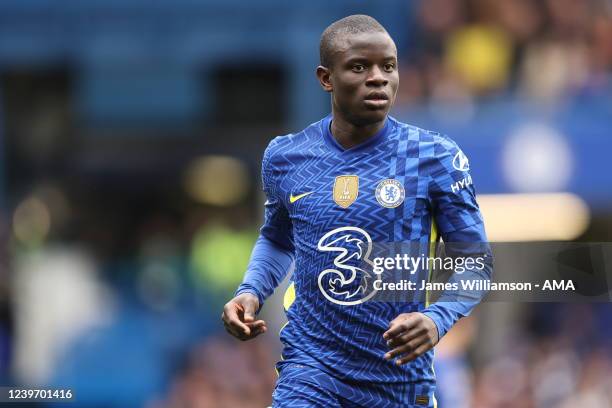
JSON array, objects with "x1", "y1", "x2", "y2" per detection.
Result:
[
  {"x1": 384, "y1": 63, "x2": 396, "y2": 72},
  {"x1": 352, "y1": 65, "x2": 365, "y2": 72}
]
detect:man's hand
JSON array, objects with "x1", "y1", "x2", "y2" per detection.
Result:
[
  {"x1": 221, "y1": 293, "x2": 267, "y2": 341},
  {"x1": 383, "y1": 312, "x2": 439, "y2": 365}
]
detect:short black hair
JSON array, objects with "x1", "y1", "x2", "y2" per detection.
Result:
[{"x1": 319, "y1": 15, "x2": 388, "y2": 68}]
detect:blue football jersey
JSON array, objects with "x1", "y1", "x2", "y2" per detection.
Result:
[{"x1": 238, "y1": 114, "x2": 488, "y2": 384}]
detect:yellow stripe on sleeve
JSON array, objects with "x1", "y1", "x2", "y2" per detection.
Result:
[
  {"x1": 283, "y1": 282, "x2": 296, "y2": 311},
  {"x1": 426, "y1": 219, "x2": 439, "y2": 308}
]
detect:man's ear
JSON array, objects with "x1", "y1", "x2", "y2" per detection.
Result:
[{"x1": 316, "y1": 66, "x2": 333, "y2": 93}]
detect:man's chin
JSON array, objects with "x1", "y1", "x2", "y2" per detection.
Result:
[
  {"x1": 338, "y1": 104, "x2": 390, "y2": 127},
  {"x1": 353, "y1": 109, "x2": 388, "y2": 126}
]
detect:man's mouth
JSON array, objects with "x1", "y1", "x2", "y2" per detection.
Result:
[
  {"x1": 364, "y1": 92, "x2": 389, "y2": 108},
  {"x1": 364, "y1": 92, "x2": 389, "y2": 101}
]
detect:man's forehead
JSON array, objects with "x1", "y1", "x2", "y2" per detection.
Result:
[{"x1": 333, "y1": 31, "x2": 397, "y2": 57}]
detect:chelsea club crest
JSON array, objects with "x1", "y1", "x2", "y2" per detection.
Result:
[{"x1": 375, "y1": 179, "x2": 405, "y2": 208}]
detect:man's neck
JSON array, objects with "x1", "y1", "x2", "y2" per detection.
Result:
[{"x1": 330, "y1": 114, "x2": 387, "y2": 150}]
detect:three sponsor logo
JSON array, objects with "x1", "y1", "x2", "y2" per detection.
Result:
[{"x1": 317, "y1": 226, "x2": 378, "y2": 306}]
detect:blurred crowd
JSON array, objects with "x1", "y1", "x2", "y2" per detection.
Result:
[
  {"x1": 398, "y1": 0, "x2": 612, "y2": 105},
  {"x1": 149, "y1": 337, "x2": 276, "y2": 408},
  {"x1": 471, "y1": 337, "x2": 612, "y2": 408},
  {"x1": 435, "y1": 306, "x2": 612, "y2": 408}
]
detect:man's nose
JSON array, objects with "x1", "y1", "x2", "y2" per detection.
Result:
[{"x1": 366, "y1": 66, "x2": 388, "y2": 86}]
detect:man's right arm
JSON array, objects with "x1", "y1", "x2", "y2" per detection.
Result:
[
  {"x1": 235, "y1": 234, "x2": 294, "y2": 307},
  {"x1": 222, "y1": 141, "x2": 295, "y2": 340}
]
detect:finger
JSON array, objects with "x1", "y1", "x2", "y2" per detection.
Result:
[
  {"x1": 249, "y1": 324, "x2": 268, "y2": 339},
  {"x1": 223, "y1": 305, "x2": 251, "y2": 336},
  {"x1": 384, "y1": 334, "x2": 428, "y2": 360},
  {"x1": 224, "y1": 315, "x2": 267, "y2": 340},
  {"x1": 235, "y1": 322, "x2": 268, "y2": 341},
  {"x1": 246, "y1": 321, "x2": 267, "y2": 334},
  {"x1": 246, "y1": 320, "x2": 267, "y2": 329},
  {"x1": 223, "y1": 319, "x2": 246, "y2": 340},
  {"x1": 396, "y1": 343, "x2": 433, "y2": 366},
  {"x1": 382, "y1": 322, "x2": 405, "y2": 340},
  {"x1": 247, "y1": 325, "x2": 266, "y2": 337},
  {"x1": 242, "y1": 299, "x2": 258, "y2": 323},
  {"x1": 383, "y1": 314, "x2": 420, "y2": 340},
  {"x1": 386, "y1": 326, "x2": 427, "y2": 348}
]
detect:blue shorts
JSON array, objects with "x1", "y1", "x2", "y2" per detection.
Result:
[{"x1": 272, "y1": 363, "x2": 437, "y2": 408}]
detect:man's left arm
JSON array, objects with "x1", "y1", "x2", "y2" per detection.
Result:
[{"x1": 384, "y1": 137, "x2": 492, "y2": 365}]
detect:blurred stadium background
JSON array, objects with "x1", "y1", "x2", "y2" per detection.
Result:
[{"x1": 0, "y1": 0, "x2": 611, "y2": 407}]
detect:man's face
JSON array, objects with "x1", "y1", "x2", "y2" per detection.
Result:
[{"x1": 324, "y1": 31, "x2": 399, "y2": 126}]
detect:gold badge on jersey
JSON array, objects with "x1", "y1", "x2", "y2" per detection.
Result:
[{"x1": 333, "y1": 175, "x2": 359, "y2": 208}]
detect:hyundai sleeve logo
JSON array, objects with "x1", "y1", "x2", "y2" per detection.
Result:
[{"x1": 452, "y1": 150, "x2": 470, "y2": 172}]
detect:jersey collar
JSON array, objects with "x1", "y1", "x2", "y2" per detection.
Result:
[{"x1": 323, "y1": 114, "x2": 391, "y2": 155}]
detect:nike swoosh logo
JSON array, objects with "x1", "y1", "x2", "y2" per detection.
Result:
[{"x1": 289, "y1": 192, "x2": 314, "y2": 204}]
